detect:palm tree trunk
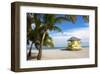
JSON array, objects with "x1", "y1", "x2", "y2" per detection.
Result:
[
  {"x1": 27, "y1": 42, "x2": 33, "y2": 58},
  {"x1": 37, "y1": 32, "x2": 46, "y2": 60}
]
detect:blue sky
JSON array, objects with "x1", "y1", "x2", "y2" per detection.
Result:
[
  {"x1": 49, "y1": 15, "x2": 89, "y2": 47},
  {"x1": 49, "y1": 16, "x2": 89, "y2": 34}
]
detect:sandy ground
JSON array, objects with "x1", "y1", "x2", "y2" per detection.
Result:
[{"x1": 27, "y1": 48, "x2": 89, "y2": 60}]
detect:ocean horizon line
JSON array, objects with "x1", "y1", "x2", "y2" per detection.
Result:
[{"x1": 27, "y1": 46, "x2": 89, "y2": 50}]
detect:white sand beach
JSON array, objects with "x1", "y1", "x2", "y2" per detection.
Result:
[{"x1": 27, "y1": 48, "x2": 89, "y2": 60}]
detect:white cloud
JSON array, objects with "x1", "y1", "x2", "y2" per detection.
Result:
[{"x1": 50, "y1": 27, "x2": 89, "y2": 47}]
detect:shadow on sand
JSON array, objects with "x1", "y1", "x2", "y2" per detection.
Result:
[
  {"x1": 61, "y1": 48, "x2": 81, "y2": 51},
  {"x1": 27, "y1": 53, "x2": 37, "y2": 60}
]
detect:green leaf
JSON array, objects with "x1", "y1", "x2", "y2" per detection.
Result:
[
  {"x1": 66, "y1": 15, "x2": 77, "y2": 23},
  {"x1": 52, "y1": 26, "x2": 62, "y2": 32},
  {"x1": 43, "y1": 34, "x2": 54, "y2": 47},
  {"x1": 83, "y1": 16, "x2": 89, "y2": 22}
]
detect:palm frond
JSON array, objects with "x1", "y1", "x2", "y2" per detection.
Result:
[
  {"x1": 54, "y1": 16, "x2": 68, "y2": 24},
  {"x1": 44, "y1": 41, "x2": 54, "y2": 47},
  {"x1": 52, "y1": 26, "x2": 62, "y2": 32},
  {"x1": 43, "y1": 34, "x2": 54, "y2": 47},
  {"x1": 83, "y1": 16, "x2": 89, "y2": 22},
  {"x1": 66, "y1": 15, "x2": 77, "y2": 23}
]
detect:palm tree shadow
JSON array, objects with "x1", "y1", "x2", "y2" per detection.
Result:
[
  {"x1": 27, "y1": 53, "x2": 37, "y2": 60},
  {"x1": 61, "y1": 48, "x2": 71, "y2": 51},
  {"x1": 61, "y1": 48, "x2": 81, "y2": 51}
]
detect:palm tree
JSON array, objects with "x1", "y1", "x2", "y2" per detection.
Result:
[
  {"x1": 36, "y1": 14, "x2": 71, "y2": 60},
  {"x1": 27, "y1": 14, "x2": 55, "y2": 59},
  {"x1": 27, "y1": 29, "x2": 54, "y2": 58}
]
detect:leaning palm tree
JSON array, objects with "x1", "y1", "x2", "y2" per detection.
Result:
[
  {"x1": 27, "y1": 19, "x2": 55, "y2": 58},
  {"x1": 27, "y1": 29, "x2": 54, "y2": 58},
  {"x1": 36, "y1": 14, "x2": 70, "y2": 60},
  {"x1": 27, "y1": 13, "x2": 65, "y2": 60}
]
